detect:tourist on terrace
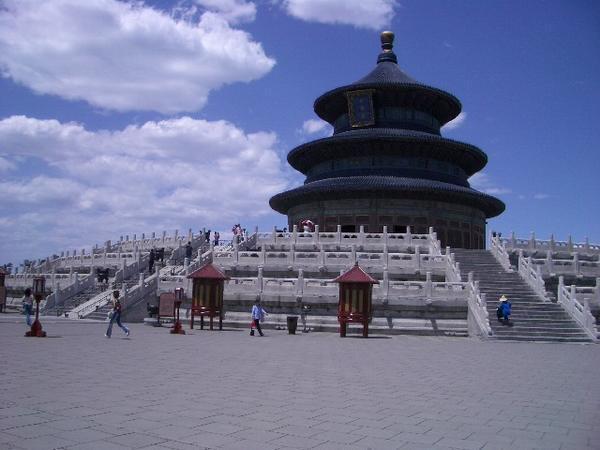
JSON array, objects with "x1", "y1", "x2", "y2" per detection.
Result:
[
  {"x1": 22, "y1": 288, "x2": 33, "y2": 327},
  {"x1": 185, "y1": 241, "x2": 193, "y2": 261},
  {"x1": 204, "y1": 229, "x2": 211, "y2": 243},
  {"x1": 250, "y1": 298, "x2": 267, "y2": 337},
  {"x1": 149, "y1": 249, "x2": 155, "y2": 273},
  {"x1": 105, "y1": 290, "x2": 130, "y2": 338},
  {"x1": 213, "y1": 231, "x2": 220, "y2": 246},
  {"x1": 498, "y1": 295, "x2": 512, "y2": 325}
]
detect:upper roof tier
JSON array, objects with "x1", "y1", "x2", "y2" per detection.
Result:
[{"x1": 313, "y1": 32, "x2": 462, "y2": 128}]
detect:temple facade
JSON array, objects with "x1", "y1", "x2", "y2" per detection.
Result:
[{"x1": 269, "y1": 32, "x2": 505, "y2": 249}]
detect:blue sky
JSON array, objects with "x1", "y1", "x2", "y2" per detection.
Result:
[{"x1": 1, "y1": 0, "x2": 599, "y2": 267}]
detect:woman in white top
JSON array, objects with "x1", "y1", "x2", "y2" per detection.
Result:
[{"x1": 22, "y1": 288, "x2": 33, "y2": 326}]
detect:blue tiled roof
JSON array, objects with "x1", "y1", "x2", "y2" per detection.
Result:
[
  {"x1": 269, "y1": 176, "x2": 505, "y2": 218},
  {"x1": 287, "y1": 127, "x2": 487, "y2": 175}
]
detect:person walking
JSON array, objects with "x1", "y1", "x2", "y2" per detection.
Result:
[
  {"x1": 250, "y1": 298, "x2": 267, "y2": 336},
  {"x1": 214, "y1": 231, "x2": 220, "y2": 246},
  {"x1": 105, "y1": 290, "x2": 130, "y2": 338},
  {"x1": 22, "y1": 288, "x2": 33, "y2": 327}
]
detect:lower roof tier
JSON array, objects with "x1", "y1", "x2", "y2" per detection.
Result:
[
  {"x1": 269, "y1": 176, "x2": 505, "y2": 218},
  {"x1": 288, "y1": 128, "x2": 487, "y2": 176}
]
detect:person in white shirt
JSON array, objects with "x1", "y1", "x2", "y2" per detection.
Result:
[
  {"x1": 22, "y1": 288, "x2": 33, "y2": 326},
  {"x1": 250, "y1": 299, "x2": 267, "y2": 336}
]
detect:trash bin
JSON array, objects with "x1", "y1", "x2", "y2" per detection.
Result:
[{"x1": 287, "y1": 316, "x2": 298, "y2": 334}]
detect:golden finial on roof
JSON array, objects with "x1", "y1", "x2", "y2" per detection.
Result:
[{"x1": 381, "y1": 31, "x2": 395, "y2": 52}]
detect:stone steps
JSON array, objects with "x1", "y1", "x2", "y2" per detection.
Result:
[{"x1": 453, "y1": 249, "x2": 593, "y2": 343}]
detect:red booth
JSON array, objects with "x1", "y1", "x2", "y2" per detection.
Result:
[
  {"x1": 333, "y1": 263, "x2": 378, "y2": 338},
  {"x1": 187, "y1": 263, "x2": 229, "y2": 330}
]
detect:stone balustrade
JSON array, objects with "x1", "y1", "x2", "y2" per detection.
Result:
[
  {"x1": 43, "y1": 272, "x2": 96, "y2": 312},
  {"x1": 501, "y1": 232, "x2": 600, "y2": 256},
  {"x1": 515, "y1": 250, "x2": 600, "y2": 278},
  {"x1": 157, "y1": 269, "x2": 467, "y2": 306},
  {"x1": 517, "y1": 250, "x2": 551, "y2": 301},
  {"x1": 490, "y1": 235, "x2": 513, "y2": 272},
  {"x1": 5, "y1": 272, "x2": 73, "y2": 289},
  {"x1": 572, "y1": 278, "x2": 600, "y2": 307},
  {"x1": 557, "y1": 276, "x2": 598, "y2": 341},
  {"x1": 25, "y1": 228, "x2": 202, "y2": 273},
  {"x1": 257, "y1": 225, "x2": 440, "y2": 254},
  {"x1": 212, "y1": 246, "x2": 449, "y2": 276},
  {"x1": 466, "y1": 273, "x2": 492, "y2": 338}
]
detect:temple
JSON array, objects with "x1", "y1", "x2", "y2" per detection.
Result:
[{"x1": 270, "y1": 31, "x2": 505, "y2": 249}]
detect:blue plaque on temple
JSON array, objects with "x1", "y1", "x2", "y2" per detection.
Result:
[{"x1": 347, "y1": 89, "x2": 375, "y2": 127}]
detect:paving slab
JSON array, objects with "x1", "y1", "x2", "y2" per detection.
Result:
[{"x1": 0, "y1": 320, "x2": 599, "y2": 449}]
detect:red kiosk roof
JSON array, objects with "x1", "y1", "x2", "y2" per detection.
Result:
[
  {"x1": 187, "y1": 263, "x2": 229, "y2": 280},
  {"x1": 333, "y1": 263, "x2": 379, "y2": 284}
]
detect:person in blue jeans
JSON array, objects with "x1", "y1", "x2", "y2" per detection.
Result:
[
  {"x1": 105, "y1": 290, "x2": 130, "y2": 338},
  {"x1": 22, "y1": 288, "x2": 33, "y2": 326}
]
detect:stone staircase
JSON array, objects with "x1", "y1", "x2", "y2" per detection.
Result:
[
  {"x1": 43, "y1": 284, "x2": 106, "y2": 316},
  {"x1": 453, "y1": 249, "x2": 592, "y2": 343},
  {"x1": 85, "y1": 280, "x2": 139, "y2": 321}
]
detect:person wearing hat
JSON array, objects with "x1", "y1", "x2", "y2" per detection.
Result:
[{"x1": 497, "y1": 295, "x2": 512, "y2": 325}]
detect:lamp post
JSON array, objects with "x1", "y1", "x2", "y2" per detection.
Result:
[
  {"x1": 26, "y1": 276, "x2": 47, "y2": 337},
  {"x1": 170, "y1": 287, "x2": 186, "y2": 334}
]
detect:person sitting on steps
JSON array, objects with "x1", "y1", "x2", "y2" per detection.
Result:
[{"x1": 497, "y1": 294, "x2": 512, "y2": 326}]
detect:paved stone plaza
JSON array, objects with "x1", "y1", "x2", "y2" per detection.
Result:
[{"x1": 0, "y1": 318, "x2": 598, "y2": 450}]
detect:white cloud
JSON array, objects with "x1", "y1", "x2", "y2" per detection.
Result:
[
  {"x1": 0, "y1": 156, "x2": 16, "y2": 172},
  {"x1": 194, "y1": 0, "x2": 257, "y2": 23},
  {"x1": 279, "y1": 0, "x2": 397, "y2": 30},
  {"x1": 0, "y1": 115, "x2": 289, "y2": 262},
  {"x1": 442, "y1": 112, "x2": 467, "y2": 131},
  {"x1": 301, "y1": 118, "x2": 332, "y2": 136},
  {"x1": 533, "y1": 193, "x2": 549, "y2": 200},
  {"x1": 469, "y1": 172, "x2": 511, "y2": 195},
  {"x1": 0, "y1": 0, "x2": 274, "y2": 114}
]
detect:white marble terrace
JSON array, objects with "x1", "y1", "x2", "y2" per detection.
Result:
[{"x1": 498, "y1": 232, "x2": 600, "y2": 278}]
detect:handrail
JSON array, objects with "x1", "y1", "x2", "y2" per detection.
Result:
[
  {"x1": 69, "y1": 289, "x2": 113, "y2": 319},
  {"x1": 517, "y1": 250, "x2": 550, "y2": 301},
  {"x1": 490, "y1": 235, "x2": 513, "y2": 272},
  {"x1": 557, "y1": 276, "x2": 598, "y2": 341},
  {"x1": 466, "y1": 273, "x2": 492, "y2": 338},
  {"x1": 501, "y1": 232, "x2": 600, "y2": 255}
]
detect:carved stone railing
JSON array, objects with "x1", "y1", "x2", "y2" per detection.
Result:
[
  {"x1": 115, "y1": 229, "x2": 197, "y2": 252},
  {"x1": 26, "y1": 228, "x2": 200, "y2": 273},
  {"x1": 211, "y1": 247, "x2": 449, "y2": 276},
  {"x1": 490, "y1": 234, "x2": 513, "y2": 272},
  {"x1": 517, "y1": 250, "x2": 550, "y2": 301},
  {"x1": 557, "y1": 276, "x2": 598, "y2": 341},
  {"x1": 43, "y1": 272, "x2": 95, "y2": 312},
  {"x1": 512, "y1": 250, "x2": 599, "y2": 278},
  {"x1": 68, "y1": 287, "x2": 114, "y2": 319},
  {"x1": 184, "y1": 248, "x2": 213, "y2": 276},
  {"x1": 445, "y1": 250, "x2": 462, "y2": 282},
  {"x1": 157, "y1": 270, "x2": 468, "y2": 306},
  {"x1": 73, "y1": 271, "x2": 158, "y2": 319},
  {"x1": 256, "y1": 226, "x2": 441, "y2": 255},
  {"x1": 466, "y1": 273, "x2": 492, "y2": 338},
  {"x1": 501, "y1": 232, "x2": 600, "y2": 256},
  {"x1": 573, "y1": 278, "x2": 600, "y2": 307},
  {"x1": 5, "y1": 272, "x2": 73, "y2": 289}
]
